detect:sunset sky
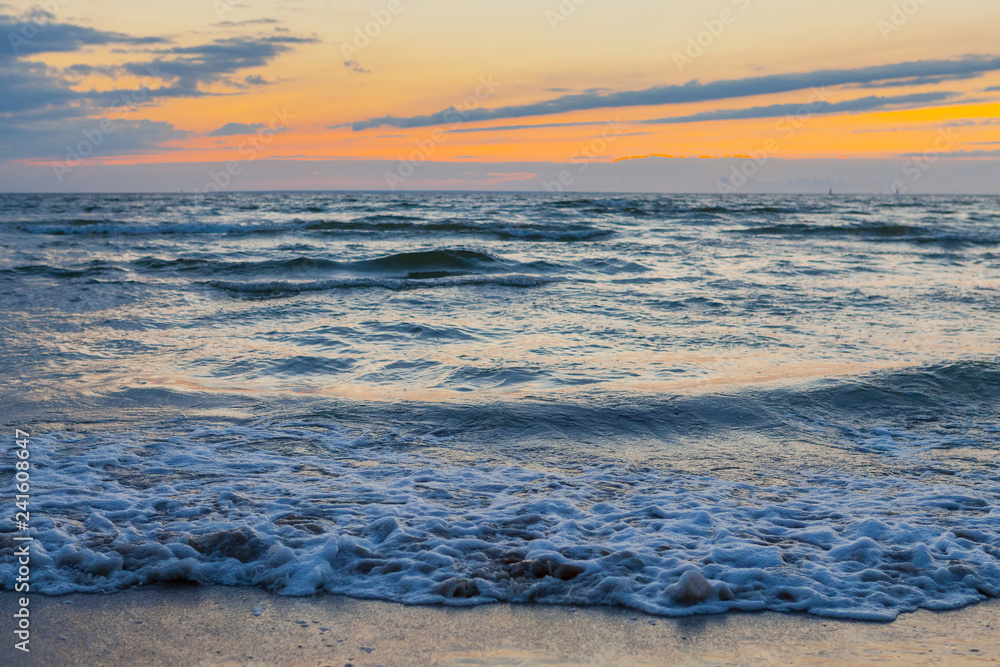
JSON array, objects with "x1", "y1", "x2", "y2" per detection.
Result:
[{"x1": 2, "y1": 0, "x2": 1000, "y2": 192}]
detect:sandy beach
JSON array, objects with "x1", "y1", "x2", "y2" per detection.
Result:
[{"x1": 2, "y1": 586, "x2": 997, "y2": 666}]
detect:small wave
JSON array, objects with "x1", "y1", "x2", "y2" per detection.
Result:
[
  {"x1": 374, "y1": 359, "x2": 1000, "y2": 444},
  {"x1": 749, "y1": 206, "x2": 796, "y2": 214},
  {"x1": 352, "y1": 249, "x2": 503, "y2": 273},
  {"x1": 131, "y1": 249, "x2": 534, "y2": 280},
  {"x1": 495, "y1": 225, "x2": 612, "y2": 241},
  {"x1": 12, "y1": 215, "x2": 612, "y2": 242},
  {"x1": 306, "y1": 218, "x2": 612, "y2": 241},
  {"x1": 356, "y1": 213, "x2": 425, "y2": 223},
  {"x1": 133, "y1": 256, "x2": 343, "y2": 275},
  {"x1": 738, "y1": 222, "x2": 998, "y2": 245},
  {"x1": 0, "y1": 263, "x2": 124, "y2": 279},
  {"x1": 203, "y1": 274, "x2": 559, "y2": 298},
  {"x1": 539, "y1": 198, "x2": 655, "y2": 218},
  {"x1": 546, "y1": 198, "x2": 596, "y2": 208},
  {"x1": 132, "y1": 257, "x2": 226, "y2": 272},
  {"x1": 17, "y1": 221, "x2": 305, "y2": 236}
]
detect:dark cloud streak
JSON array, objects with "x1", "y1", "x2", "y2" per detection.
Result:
[
  {"x1": 641, "y1": 92, "x2": 958, "y2": 124},
  {"x1": 1, "y1": 13, "x2": 165, "y2": 60},
  {"x1": 208, "y1": 122, "x2": 267, "y2": 136},
  {"x1": 123, "y1": 35, "x2": 317, "y2": 96},
  {"x1": 352, "y1": 56, "x2": 1000, "y2": 131}
]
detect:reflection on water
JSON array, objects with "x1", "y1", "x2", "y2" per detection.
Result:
[
  {"x1": 1, "y1": 193, "x2": 997, "y2": 403},
  {"x1": 0, "y1": 192, "x2": 998, "y2": 619}
]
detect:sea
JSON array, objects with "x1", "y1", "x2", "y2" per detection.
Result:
[{"x1": 1, "y1": 192, "x2": 998, "y2": 621}]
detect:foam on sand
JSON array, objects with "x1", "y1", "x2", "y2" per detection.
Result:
[{"x1": 2, "y1": 422, "x2": 997, "y2": 621}]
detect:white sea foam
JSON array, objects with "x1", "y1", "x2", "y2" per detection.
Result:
[{"x1": 2, "y1": 424, "x2": 997, "y2": 620}]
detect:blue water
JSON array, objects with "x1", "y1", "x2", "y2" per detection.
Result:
[{"x1": 1, "y1": 192, "x2": 998, "y2": 620}]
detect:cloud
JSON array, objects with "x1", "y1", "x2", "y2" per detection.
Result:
[
  {"x1": 447, "y1": 120, "x2": 621, "y2": 134},
  {"x1": 212, "y1": 19, "x2": 280, "y2": 27},
  {"x1": 852, "y1": 73, "x2": 984, "y2": 88},
  {"x1": 0, "y1": 116, "x2": 188, "y2": 160},
  {"x1": 985, "y1": 85, "x2": 1000, "y2": 92},
  {"x1": 123, "y1": 35, "x2": 319, "y2": 97},
  {"x1": 0, "y1": 13, "x2": 166, "y2": 60},
  {"x1": 1, "y1": 15, "x2": 315, "y2": 114},
  {"x1": 244, "y1": 74, "x2": 270, "y2": 85},
  {"x1": 641, "y1": 92, "x2": 957, "y2": 124},
  {"x1": 0, "y1": 60, "x2": 79, "y2": 115},
  {"x1": 208, "y1": 122, "x2": 267, "y2": 136},
  {"x1": 344, "y1": 60, "x2": 369, "y2": 74},
  {"x1": 352, "y1": 56, "x2": 1000, "y2": 130},
  {"x1": 65, "y1": 64, "x2": 98, "y2": 75},
  {"x1": 0, "y1": 15, "x2": 314, "y2": 161},
  {"x1": 0, "y1": 13, "x2": 167, "y2": 117}
]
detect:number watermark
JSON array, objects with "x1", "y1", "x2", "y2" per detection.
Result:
[{"x1": 11, "y1": 428, "x2": 32, "y2": 653}]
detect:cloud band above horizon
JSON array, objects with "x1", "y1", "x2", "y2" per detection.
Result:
[{"x1": 351, "y1": 56, "x2": 1000, "y2": 131}]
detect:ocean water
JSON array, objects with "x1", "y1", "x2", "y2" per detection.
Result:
[{"x1": 1, "y1": 192, "x2": 998, "y2": 620}]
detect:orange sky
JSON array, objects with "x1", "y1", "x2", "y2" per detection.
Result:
[{"x1": 3, "y1": 0, "x2": 1000, "y2": 190}]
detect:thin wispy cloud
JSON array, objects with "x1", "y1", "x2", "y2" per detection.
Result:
[
  {"x1": 344, "y1": 60, "x2": 369, "y2": 74},
  {"x1": 447, "y1": 121, "x2": 619, "y2": 134},
  {"x1": 851, "y1": 73, "x2": 984, "y2": 88},
  {"x1": 641, "y1": 92, "x2": 958, "y2": 125},
  {"x1": 352, "y1": 56, "x2": 1000, "y2": 131},
  {"x1": 212, "y1": 19, "x2": 280, "y2": 28},
  {"x1": 208, "y1": 122, "x2": 268, "y2": 136}
]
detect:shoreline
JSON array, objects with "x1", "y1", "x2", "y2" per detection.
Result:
[{"x1": 2, "y1": 586, "x2": 996, "y2": 665}]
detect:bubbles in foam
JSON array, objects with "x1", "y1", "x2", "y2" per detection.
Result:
[{"x1": 2, "y1": 422, "x2": 997, "y2": 620}]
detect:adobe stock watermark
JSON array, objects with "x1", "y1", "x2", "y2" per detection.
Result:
[
  {"x1": 546, "y1": 0, "x2": 588, "y2": 31},
  {"x1": 673, "y1": 0, "x2": 752, "y2": 72},
  {"x1": 542, "y1": 119, "x2": 627, "y2": 193},
  {"x1": 213, "y1": 0, "x2": 245, "y2": 21},
  {"x1": 11, "y1": 429, "x2": 32, "y2": 653},
  {"x1": 883, "y1": 126, "x2": 958, "y2": 195},
  {"x1": 52, "y1": 64, "x2": 162, "y2": 183},
  {"x1": 6, "y1": 1, "x2": 74, "y2": 54},
  {"x1": 341, "y1": 0, "x2": 404, "y2": 62},
  {"x1": 878, "y1": 0, "x2": 931, "y2": 39},
  {"x1": 384, "y1": 75, "x2": 500, "y2": 190},
  {"x1": 194, "y1": 108, "x2": 295, "y2": 193},
  {"x1": 717, "y1": 87, "x2": 830, "y2": 193}
]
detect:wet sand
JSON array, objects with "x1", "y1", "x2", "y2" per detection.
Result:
[{"x1": 1, "y1": 586, "x2": 997, "y2": 665}]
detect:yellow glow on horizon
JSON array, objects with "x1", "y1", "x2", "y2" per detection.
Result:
[{"x1": 9, "y1": 0, "x2": 1000, "y2": 177}]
